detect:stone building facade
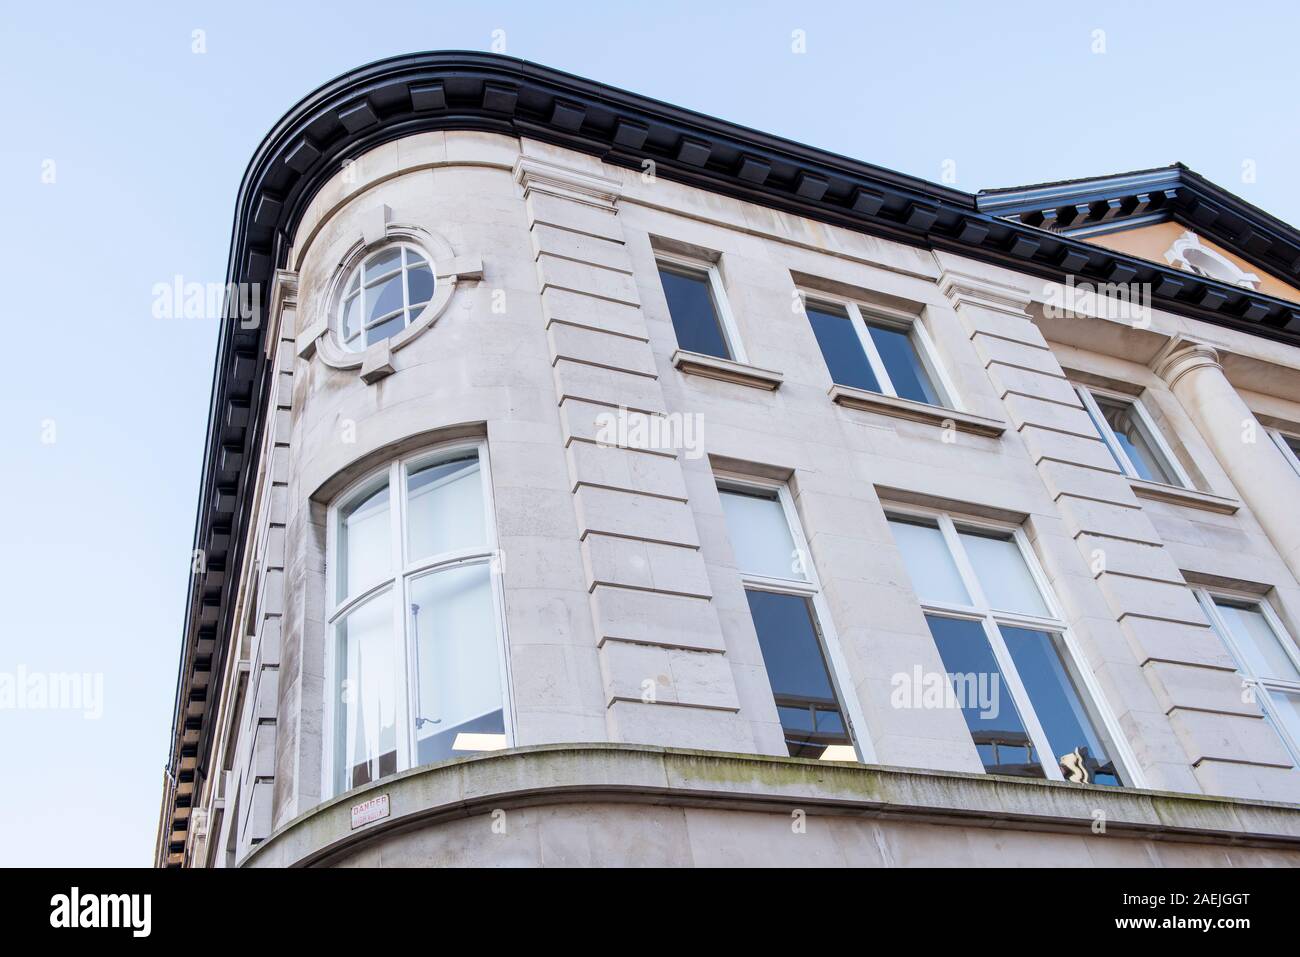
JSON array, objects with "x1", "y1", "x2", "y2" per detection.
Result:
[{"x1": 157, "y1": 53, "x2": 1300, "y2": 867}]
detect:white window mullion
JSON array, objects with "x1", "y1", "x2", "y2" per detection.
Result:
[
  {"x1": 390, "y1": 460, "x2": 414, "y2": 773},
  {"x1": 909, "y1": 317, "x2": 961, "y2": 410},
  {"x1": 981, "y1": 615, "x2": 1064, "y2": 781},
  {"x1": 1269, "y1": 430, "x2": 1300, "y2": 478},
  {"x1": 1076, "y1": 386, "x2": 1139, "y2": 478},
  {"x1": 846, "y1": 302, "x2": 895, "y2": 397},
  {"x1": 1129, "y1": 397, "x2": 1193, "y2": 488}
]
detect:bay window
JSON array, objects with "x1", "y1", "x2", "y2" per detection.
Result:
[
  {"x1": 887, "y1": 511, "x2": 1133, "y2": 786},
  {"x1": 326, "y1": 442, "x2": 509, "y2": 795}
]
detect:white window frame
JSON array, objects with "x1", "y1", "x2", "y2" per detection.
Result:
[
  {"x1": 802, "y1": 291, "x2": 960, "y2": 410},
  {"x1": 337, "y1": 241, "x2": 435, "y2": 353},
  {"x1": 1268, "y1": 428, "x2": 1300, "y2": 479},
  {"x1": 887, "y1": 504, "x2": 1144, "y2": 788},
  {"x1": 1194, "y1": 588, "x2": 1300, "y2": 765},
  {"x1": 718, "y1": 475, "x2": 875, "y2": 763},
  {"x1": 655, "y1": 251, "x2": 748, "y2": 363},
  {"x1": 321, "y1": 438, "x2": 514, "y2": 797},
  {"x1": 1074, "y1": 384, "x2": 1193, "y2": 489}
]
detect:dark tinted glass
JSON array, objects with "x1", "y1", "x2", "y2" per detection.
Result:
[
  {"x1": 1000, "y1": 626, "x2": 1121, "y2": 786},
  {"x1": 658, "y1": 265, "x2": 730, "y2": 358},
  {"x1": 805, "y1": 303, "x2": 880, "y2": 391},
  {"x1": 746, "y1": 590, "x2": 851, "y2": 758},
  {"x1": 924, "y1": 614, "x2": 1044, "y2": 778},
  {"x1": 866, "y1": 322, "x2": 939, "y2": 405}
]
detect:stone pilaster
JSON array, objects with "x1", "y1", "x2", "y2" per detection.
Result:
[
  {"x1": 941, "y1": 271, "x2": 1296, "y2": 801},
  {"x1": 515, "y1": 142, "x2": 754, "y2": 752}
]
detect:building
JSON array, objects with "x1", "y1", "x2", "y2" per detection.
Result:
[{"x1": 156, "y1": 52, "x2": 1300, "y2": 867}]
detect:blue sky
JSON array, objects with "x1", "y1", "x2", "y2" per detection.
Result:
[{"x1": 0, "y1": 0, "x2": 1295, "y2": 866}]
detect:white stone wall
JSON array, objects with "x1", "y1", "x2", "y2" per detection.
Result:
[{"x1": 190, "y1": 130, "x2": 1300, "y2": 865}]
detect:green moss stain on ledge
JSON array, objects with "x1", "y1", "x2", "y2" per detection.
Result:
[{"x1": 244, "y1": 743, "x2": 1300, "y2": 867}]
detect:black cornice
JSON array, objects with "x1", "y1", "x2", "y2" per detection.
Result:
[
  {"x1": 159, "y1": 50, "x2": 1300, "y2": 864},
  {"x1": 979, "y1": 165, "x2": 1300, "y2": 290}
]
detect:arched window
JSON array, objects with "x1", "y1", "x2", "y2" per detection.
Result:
[
  {"x1": 338, "y1": 243, "x2": 435, "y2": 351},
  {"x1": 325, "y1": 441, "x2": 509, "y2": 795}
]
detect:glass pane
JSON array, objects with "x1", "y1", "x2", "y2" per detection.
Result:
[
  {"x1": 409, "y1": 563, "x2": 504, "y2": 766},
  {"x1": 1214, "y1": 601, "x2": 1300, "y2": 682},
  {"x1": 337, "y1": 481, "x2": 390, "y2": 600},
  {"x1": 746, "y1": 590, "x2": 851, "y2": 759},
  {"x1": 1093, "y1": 395, "x2": 1178, "y2": 485},
  {"x1": 406, "y1": 455, "x2": 486, "y2": 562},
  {"x1": 887, "y1": 518, "x2": 970, "y2": 606},
  {"x1": 925, "y1": 615, "x2": 1044, "y2": 778},
  {"x1": 346, "y1": 270, "x2": 360, "y2": 296},
  {"x1": 407, "y1": 264, "x2": 434, "y2": 307},
  {"x1": 1079, "y1": 393, "x2": 1129, "y2": 473},
  {"x1": 365, "y1": 312, "x2": 405, "y2": 346},
  {"x1": 866, "y1": 321, "x2": 939, "y2": 405},
  {"x1": 957, "y1": 530, "x2": 1049, "y2": 617},
  {"x1": 365, "y1": 272, "x2": 404, "y2": 323},
  {"x1": 805, "y1": 303, "x2": 880, "y2": 392},
  {"x1": 404, "y1": 247, "x2": 428, "y2": 270},
  {"x1": 341, "y1": 293, "x2": 361, "y2": 341},
  {"x1": 364, "y1": 247, "x2": 402, "y2": 280},
  {"x1": 335, "y1": 590, "x2": 398, "y2": 792},
  {"x1": 1000, "y1": 626, "x2": 1121, "y2": 786},
  {"x1": 657, "y1": 264, "x2": 731, "y2": 359},
  {"x1": 1266, "y1": 689, "x2": 1300, "y2": 756},
  {"x1": 718, "y1": 489, "x2": 804, "y2": 581}
]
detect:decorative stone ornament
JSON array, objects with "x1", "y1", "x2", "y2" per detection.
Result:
[{"x1": 299, "y1": 207, "x2": 483, "y2": 383}]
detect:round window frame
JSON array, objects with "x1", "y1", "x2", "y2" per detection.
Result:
[{"x1": 316, "y1": 223, "x2": 459, "y2": 372}]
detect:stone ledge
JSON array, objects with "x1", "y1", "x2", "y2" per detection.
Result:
[
  {"x1": 671, "y1": 350, "x2": 783, "y2": 391},
  {"x1": 243, "y1": 743, "x2": 1300, "y2": 867},
  {"x1": 1129, "y1": 477, "x2": 1241, "y2": 515},
  {"x1": 829, "y1": 385, "x2": 1007, "y2": 437}
]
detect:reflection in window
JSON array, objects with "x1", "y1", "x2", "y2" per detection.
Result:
[
  {"x1": 803, "y1": 297, "x2": 949, "y2": 407},
  {"x1": 748, "y1": 591, "x2": 852, "y2": 759},
  {"x1": 888, "y1": 513, "x2": 1127, "y2": 786},
  {"x1": 1077, "y1": 387, "x2": 1185, "y2": 488},
  {"x1": 1199, "y1": 592, "x2": 1300, "y2": 764},
  {"x1": 657, "y1": 261, "x2": 732, "y2": 359},
  {"x1": 865, "y1": 321, "x2": 940, "y2": 405},
  {"x1": 1000, "y1": 626, "x2": 1120, "y2": 786},
  {"x1": 719, "y1": 483, "x2": 856, "y2": 761},
  {"x1": 329, "y1": 444, "x2": 506, "y2": 794},
  {"x1": 806, "y1": 303, "x2": 880, "y2": 392},
  {"x1": 339, "y1": 244, "x2": 435, "y2": 352}
]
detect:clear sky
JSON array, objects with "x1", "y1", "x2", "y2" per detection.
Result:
[{"x1": 1, "y1": 0, "x2": 1295, "y2": 867}]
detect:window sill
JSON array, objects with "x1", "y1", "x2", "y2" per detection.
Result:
[
  {"x1": 671, "y1": 349, "x2": 783, "y2": 391},
  {"x1": 1128, "y1": 478, "x2": 1240, "y2": 515},
  {"x1": 829, "y1": 384, "x2": 1006, "y2": 437}
]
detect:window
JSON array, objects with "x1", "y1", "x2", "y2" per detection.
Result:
[
  {"x1": 718, "y1": 482, "x2": 864, "y2": 762},
  {"x1": 1074, "y1": 386, "x2": 1190, "y2": 488},
  {"x1": 1269, "y1": 429, "x2": 1300, "y2": 479},
  {"x1": 338, "y1": 243, "x2": 435, "y2": 351},
  {"x1": 1195, "y1": 591, "x2": 1300, "y2": 765},
  {"x1": 887, "y1": 511, "x2": 1131, "y2": 786},
  {"x1": 656, "y1": 255, "x2": 742, "y2": 361},
  {"x1": 804, "y1": 297, "x2": 949, "y2": 406},
  {"x1": 326, "y1": 442, "x2": 509, "y2": 795}
]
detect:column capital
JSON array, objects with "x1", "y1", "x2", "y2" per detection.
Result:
[
  {"x1": 938, "y1": 269, "x2": 1035, "y2": 317},
  {"x1": 1150, "y1": 335, "x2": 1222, "y2": 389}
]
